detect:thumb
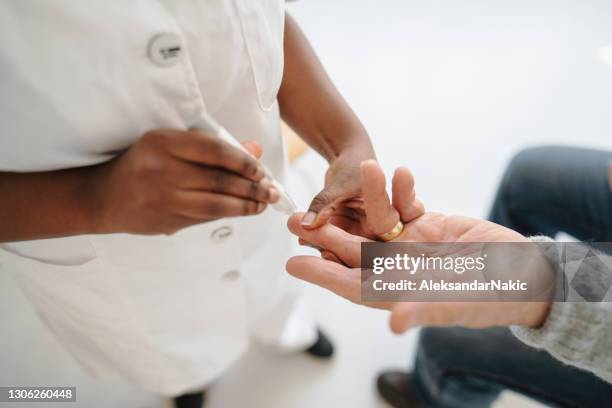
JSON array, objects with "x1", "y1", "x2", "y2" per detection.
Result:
[
  {"x1": 389, "y1": 303, "x2": 420, "y2": 334},
  {"x1": 241, "y1": 140, "x2": 263, "y2": 160},
  {"x1": 301, "y1": 184, "x2": 344, "y2": 229},
  {"x1": 389, "y1": 302, "x2": 465, "y2": 334},
  {"x1": 389, "y1": 303, "x2": 436, "y2": 334}
]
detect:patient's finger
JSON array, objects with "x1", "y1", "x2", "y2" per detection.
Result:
[
  {"x1": 286, "y1": 255, "x2": 361, "y2": 303},
  {"x1": 288, "y1": 212, "x2": 367, "y2": 267},
  {"x1": 321, "y1": 250, "x2": 344, "y2": 265},
  {"x1": 361, "y1": 160, "x2": 400, "y2": 236},
  {"x1": 392, "y1": 167, "x2": 425, "y2": 223}
]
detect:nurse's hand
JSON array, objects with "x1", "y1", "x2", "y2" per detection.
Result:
[
  {"x1": 301, "y1": 148, "x2": 379, "y2": 232},
  {"x1": 299, "y1": 160, "x2": 424, "y2": 248},
  {"x1": 89, "y1": 128, "x2": 279, "y2": 235}
]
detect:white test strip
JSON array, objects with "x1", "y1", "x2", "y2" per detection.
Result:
[{"x1": 192, "y1": 113, "x2": 297, "y2": 216}]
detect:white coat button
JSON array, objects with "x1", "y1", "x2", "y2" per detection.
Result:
[
  {"x1": 211, "y1": 226, "x2": 233, "y2": 242},
  {"x1": 148, "y1": 33, "x2": 182, "y2": 67},
  {"x1": 221, "y1": 270, "x2": 240, "y2": 281}
]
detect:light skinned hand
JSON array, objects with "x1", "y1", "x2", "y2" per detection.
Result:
[{"x1": 287, "y1": 160, "x2": 551, "y2": 333}]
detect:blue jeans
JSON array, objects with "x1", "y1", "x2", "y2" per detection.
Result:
[
  {"x1": 489, "y1": 145, "x2": 612, "y2": 242},
  {"x1": 410, "y1": 146, "x2": 612, "y2": 408}
]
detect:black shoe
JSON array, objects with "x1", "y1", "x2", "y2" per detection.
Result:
[
  {"x1": 377, "y1": 371, "x2": 426, "y2": 408},
  {"x1": 173, "y1": 390, "x2": 206, "y2": 408},
  {"x1": 304, "y1": 328, "x2": 334, "y2": 358}
]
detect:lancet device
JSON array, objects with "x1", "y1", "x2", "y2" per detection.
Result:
[{"x1": 193, "y1": 112, "x2": 297, "y2": 216}]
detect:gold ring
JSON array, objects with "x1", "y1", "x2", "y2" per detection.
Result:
[{"x1": 377, "y1": 221, "x2": 404, "y2": 242}]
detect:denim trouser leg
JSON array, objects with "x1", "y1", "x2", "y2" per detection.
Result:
[
  {"x1": 409, "y1": 146, "x2": 612, "y2": 407},
  {"x1": 411, "y1": 341, "x2": 501, "y2": 408},
  {"x1": 489, "y1": 145, "x2": 612, "y2": 240},
  {"x1": 411, "y1": 328, "x2": 612, "y2": 408}
]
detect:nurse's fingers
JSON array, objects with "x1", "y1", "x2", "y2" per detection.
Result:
[
  {"x1": 171, "y1": 190, "x2": 267, "y2": 220},
  {"x1": 360, "y1": 160, "x2": 401, "y2": 236},
  {"x1": 157, "y1": 129, "x2": 266, "y2": 182},
  {"x1": 391, "y1": 167, "x2": 425, "y2": 223},
  {"x1": 286, "y1": 256, "x2": 362, "y2": 304},
  {"x1": 170, "y1": 160, "x2": 278, "y2": 203},
  {"x1": 288, "y1": 212, "x2": 367, "y2": 267}
]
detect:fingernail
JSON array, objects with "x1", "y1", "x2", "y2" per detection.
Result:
[
  {"x1": 256, "y1": 202, "x2": 266, "y2": 212},
  {"x1": 254, "y1": 166, "x2": 266, "y2": 180},
  {"x1": 268, "y1": 188, "x2": 280, "y2": 203},
  {"x1": 301, "y1": 211, "x2": 317, "y2": 226},
  {"x1": 259, "y1": 178, "x2": 272, "y2": 189}
]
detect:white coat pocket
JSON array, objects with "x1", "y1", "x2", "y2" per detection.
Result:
[
  {"x1": 233, "y1": 0, "x2": 285, "y2": 111},
  {"x1": 0, "y1": 236, "x2": 97, "y2": 266}
]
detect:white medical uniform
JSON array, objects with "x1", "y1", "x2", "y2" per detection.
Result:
[{"x1": 0, "y1": 0, "x2": 316, "y2": 396}]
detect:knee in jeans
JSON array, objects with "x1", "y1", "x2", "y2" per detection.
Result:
[
  {"x1": 418, "y1": 327, "x2": 505, "y2": 364},
  {"x1": 500, "y1": 147, "x2": 550, "y2": 193},
  {"x1": 418, "y1": 327, "x2": 460, "y2": 361}
]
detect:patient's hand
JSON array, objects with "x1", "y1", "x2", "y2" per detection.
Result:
[
  {"x1": 290, "y1": 160, "x2": 526, "y2": 264},
  {"x1": 286, "y1": 161, "x2": 550, "y2": 333}
]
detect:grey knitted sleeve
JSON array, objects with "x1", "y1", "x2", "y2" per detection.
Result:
[{"x1": 511, "y1": 237, "x2": 612, "y2": 384}]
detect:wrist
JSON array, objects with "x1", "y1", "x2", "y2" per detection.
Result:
[
  {"x1": 81, "y1": 165, "x2": 112, "y2": 235},
  {"x1": 331, "y1": 133, "x2": 376, "y2": 163},
  {"x1": 523, "y1": 301, "x2": 552, "y2": 328}
]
